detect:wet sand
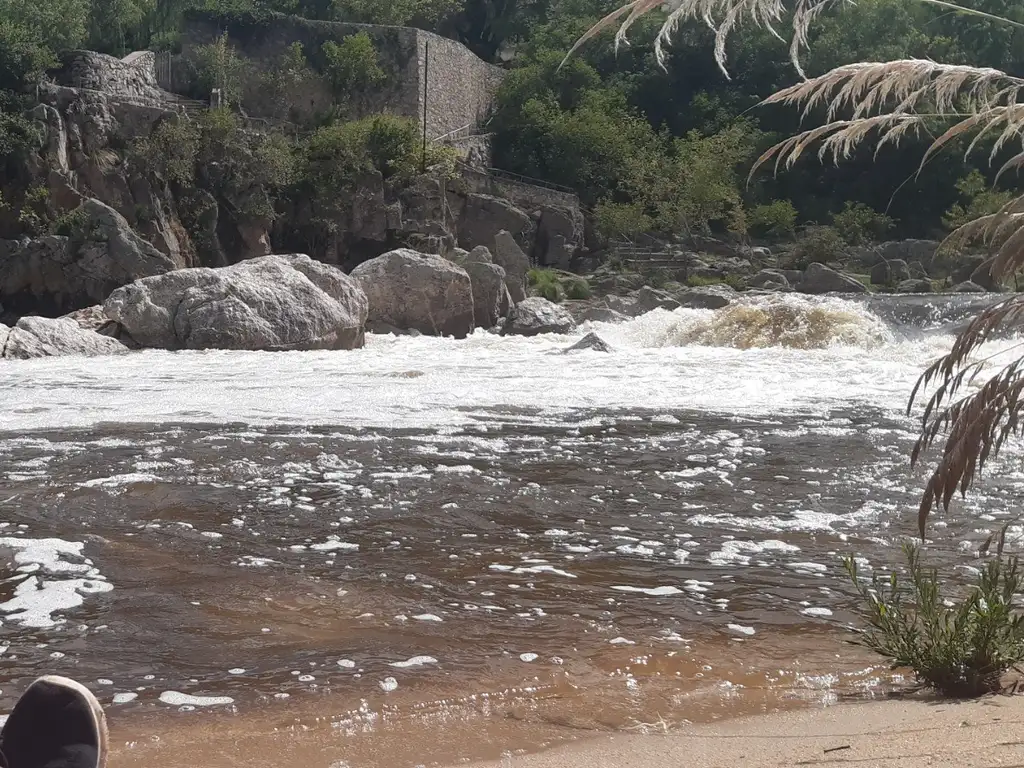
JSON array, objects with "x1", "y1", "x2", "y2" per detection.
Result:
[{"x1": 460, "y1": 694, "x2": 1024, "y2": 768}]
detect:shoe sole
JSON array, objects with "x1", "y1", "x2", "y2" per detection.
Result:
[{"x1": 3, "y1": 676, "x2": 108, "y2": 768}]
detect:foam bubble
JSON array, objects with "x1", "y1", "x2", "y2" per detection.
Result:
[{"x1": 159, "y1": 691, "x2": 234, "y2": 707}]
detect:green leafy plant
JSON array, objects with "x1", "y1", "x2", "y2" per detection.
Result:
[
  {"x1": 593, "y1": 200, "x2": 652, "y2": 240},
  {"x1": 528, "y1": 267, "x2": 565, "y2": 302},
  {"x1": 942, "y1": 170, "x2": 1015, "y2": 232},
  {"x1": 128, "y1": 117, "x2": 200, "y2": 185},
  {"x1": 51, "y1": 204, "x2": 94, "y2": 239},
  {"x1": 564, "y1": 277, "x2": 592, "y2": 300},
  {"x1": 749, "y1": 200, "x2": 797, "y2": 240},
  {"x1": 261, "y1": 41, "x2": 315, "y2": 121},
  {"x1": 832, "y1": 201, "x2": 894, "y2": 246},
  {"x1": 784, "y1": 225, "x2": 845, "y2": 271},
  {"x1": 194, "y1": 32, "x2": 244, "y2": 106},
  {"x1": 321, "y1": 32, "x2": 385, "y2": 97},
  {"x1": 17, "y1": 185, "x2": 51, "y2": 235},
  {"x1": 844, "y1": 543, "x2": 1024, "y2": 697}
]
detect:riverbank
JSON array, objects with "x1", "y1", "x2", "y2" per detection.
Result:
[{"x1": 458, "y1": 694, "x2": 1024, "y2": 768}]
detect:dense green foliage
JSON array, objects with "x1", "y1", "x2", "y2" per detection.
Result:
[
  {"x1": 845, "y1": 543, "x2": 1024, "y2": 697},
  {"x1": 0, "y1": 0, "x2": 1021, "y2": 241}
]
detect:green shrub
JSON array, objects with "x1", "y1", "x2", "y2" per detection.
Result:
[
  {"x1": 52, "y1": 204, "x2": 93, "y2": 239},
  {"x1": 128, "y1": 117, "x2": 199, "y2": 185},
  {"x1": 565, "y1": 277, "x2": 592, "y2": 300},
  {"x1": 942, "y1": 170, "x2": 1015, "y2": 232},
  {"x1": 749, "y1": 200, "x2": 797, "y2": 239},
  {"x1": 832, "y1": 201, "x2": 894, "y2": 245},
  {"x1": 194, "y1": 32, "x2": 245, "y2": 106},
  {"x1": 17, "y1": 185, "x2": 51, "y2": 235},
  {"x1": 528, "y1": 268, "x2": 564, "y2": 302},
  {"x1": 844, "y1": 543, "x2": 1024, "y2": 697},
  {"x1": 321, "y1": 33, "x2": 385, "y2": 96},
  {"x1": 784, "y1": 225, "x2": 845, "y2": 270},
  {"x1": 261, "y1": 42, "x2": 315, "y2": 120},
  {"x1": 593, "y1": 200, "x2": 652, "y2": 240}
]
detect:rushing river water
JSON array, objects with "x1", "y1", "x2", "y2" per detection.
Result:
[{"x1": 0, "y1": 293, "x2": 1021, "y2": 768}]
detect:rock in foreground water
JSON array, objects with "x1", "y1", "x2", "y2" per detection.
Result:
[
  {"x1": 464, "y1": 260, "x2": 512, "y2": 330},
  {"x1": 105, "y1": 255, "x2": 368, "y2": 351},
  {"x1": 502, "y1": 297, "x2": 576, "y2": 337},
  {"x1": 352, "y1": 249, "x2": 474, "y2": 338},
  {"x1": 2, "y1": 316, "x2": 127, "y2": 359},
  {"x1": 563, "y1": 332, "x2": 612, "y2": 353}
]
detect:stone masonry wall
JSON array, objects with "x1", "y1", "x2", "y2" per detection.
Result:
[
  {"x1": 53, "y1": 50, "x2": 166, "y2": 104},
  {"x1": 180, "y1": 12, "x2": 504, "y2": 136}
]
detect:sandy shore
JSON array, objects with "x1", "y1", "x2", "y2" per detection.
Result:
[{"x1": 460, "y1": 695, "x2": 1024, "y2": 768}]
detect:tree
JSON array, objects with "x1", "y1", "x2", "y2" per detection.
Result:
[{"x1": 568, "y1": 0, "x2": 1024, "y2": 536}]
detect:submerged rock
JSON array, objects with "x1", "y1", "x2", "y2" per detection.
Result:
[
  {"x1": 896, "y1": 278, "x2": 934, "y2": 294},
  {"x1": 502, "y1": 297, "x2": 576, "y2": 337},
  {"x1": 676, "y1": 285, "x2": 735, "y2": 310},
  {"x1": 798, "y1": 263, "x2": 868, "y2": 295},
  {"x1": 563, "y1": 332, "x2": 612, "y2": 353},
  {"x1": 352, "y1": 249, "x2": 474, "y2": 338},
  {"x1": 3, "y1": 316, "x2": 126, "y2": 359},
  {"x1": 952, "y1": 280, "x2": 987, "y2": 293},
  {"x1": 105, "y1": 254, "x2": 368, "y2": 351},
  {"x1": 579, "y1": 306, "x2": 629, "y2": 324}
]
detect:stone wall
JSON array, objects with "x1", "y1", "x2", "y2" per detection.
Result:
[
  {"x1": 53, "y1": 51, "x2": 166, "y2": 104},
  {"x1": 180, "y1": 12, "x2": 504, "y2": 136}
]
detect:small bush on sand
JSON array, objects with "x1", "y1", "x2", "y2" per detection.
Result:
[{"x1": 844, "y1": 543, "x2": 1024, "y2": 697}]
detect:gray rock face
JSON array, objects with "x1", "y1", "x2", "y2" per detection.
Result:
[
  {"x1": 563, "y1": 332, "x2": 611, "y2": 353},
  {"x1": 633, "y1": 287, "x2": 681, "y2": 314},
  {"x1": 468, "y1": 245, "x2": 493, "y2": 264},
  {"x1": 0, "y1": 198, "x2": 180, "y2": 317},
  {"x1": 492, "y1": 231, "x2": 530, "y2": 303},
  {"x1": 953, "y1": 280, "x2": 987, "y2": 293},
  {"x1": 896, "y1": 278, "x2": 934, "y2": 294},
  {"x1": 537, "y1": 205, "x2": 584, "y2": 270},
  {"x1": 748, "y1": 269, "x2": 790, "y2": 289},
  {"x1": 969, "y1": 259, "x2": 1001, "y2": 291},
  {"x1": 105, "y1": 254, "x2": 368, "y2": 350},
  {"x1": 798, "y1": 263, "x2": 868, "y2": 294},
  {"x1": 579, "y1": 306, "x2": 630, "y2": 324},
  {"x1": 676, "y1": 285, "x2": 735, "y2": 310},
  {"x1": 0, "y1": 324, "x2": 9, "y2": 354},
  {"x1": 352, "y1": 249, "x2": 474, "y2": 338},
  {"x1": 459, "y1": 194, "x2": 532, "y2": 251},
  {"x1": 3, "y1": 316, "x2": 127, "y2": 359},
  {"x1": 502, "y1": 297, "x2": 576, "y2": 337},
  {"x1": 465, "y1": 260, "x2": 512, "y2": 330},
  {"x1": 870, "y1": 259, "x2": 911, "y2": 285}
]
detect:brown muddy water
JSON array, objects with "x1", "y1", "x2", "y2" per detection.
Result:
[{"x1": 0, "y1": 294, "x2": 1020, "y2": 767}]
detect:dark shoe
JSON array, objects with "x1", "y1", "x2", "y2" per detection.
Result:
[{"x1": 0, "y1": 676, "x2": 107, "y2": 768}]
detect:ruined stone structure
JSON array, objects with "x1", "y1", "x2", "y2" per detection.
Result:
[
  {"x1": 53, "y1": 51, "x2": 167, "y2": 104},
  {"x1": 178, "y1": 12, "x2": 505, "y2": 138}
]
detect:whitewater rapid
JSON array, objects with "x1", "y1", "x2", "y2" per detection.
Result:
[{"x1": 0, "y1": 294, "x2": 992, "y2": 432}]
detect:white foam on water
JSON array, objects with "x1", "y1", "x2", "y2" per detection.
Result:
[
  {"x1": 79, "y1": 473, "x2": 161, "y2": 489},
  {"x1": 159, "y1": 691, "x2": 234, "y2": 706},
  {"x1": 727, "y1": 624, "x2": 756, "y2": 636},
  {"x1": 389, "y1": 656, "x2": 438, "y2": 668},
  {"x1": 611, "y1": 585, "x2": 683, "y2": 596},
  {"x1": 112, "y1": 692, "x2": 138, "y2": 704},
  {"x1": 0, "y1": 537, "x2": 112, "y2": 628},
  {"x1": 379, "y1": 677, "x2": 399, "y2": 692},
  {"x1": 0, "y1": 296, "x2": 989, "y2": 431}
]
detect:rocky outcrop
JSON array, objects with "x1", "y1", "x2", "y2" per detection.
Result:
[
  {"x1": 798, "y1": 263, "x2": 868, "y2": 294},
  {"x1": 2, "y1": 316, "x2": 126, "y2": 359},
  {"x1": 104, "y1": 254, "x2": 368, "y2": 350},
  {"x1": 676, "y1": 285, "x2": 735, "y2": 310},
  {"x1": 352, "y1": 249, "x2": 474, "y2": 338},
  {"x1": 502, "y1": 297, "x2": 575, "y2": 337},
  {"x1": 492, "y1": 230, "x2": 530, "y2": 303},
  {"x1": 869, "y1": 259, "x2": 911, "y2": 285},
  {"x1": 563, "y1": 332, "x2": 611, "y2": 353},
  {"x1": 465, "y1": 260, "x2": 511, "y2": 330},
  {"x1": 0, "y1": 199, "x2": 181, "y2": 318},
  {"x1": 458, "y1": 194, "x2": 533, "y2": 251},
  {"x1": 896, "y1": 278, "x2": 933, "y2": 293},
  {"x1": 748, "y1": 269, "x2": 790, "y2": 290},
  {"x1": 578, "y1": 306, "x2": 629, "y2": 324},
  {"x1": 953, "y1": 280, "x2": 987, "y2": 293},
  {"x1": 536, "y1": 205, "x2": 584, "y2": 269}
]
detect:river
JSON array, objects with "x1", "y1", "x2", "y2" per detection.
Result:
[{"x1": 0, "y1": 292, "x2": 1019, "y2": 768}]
